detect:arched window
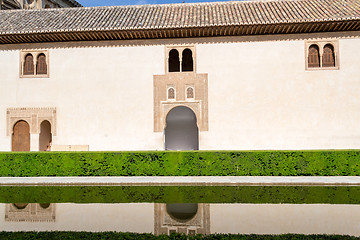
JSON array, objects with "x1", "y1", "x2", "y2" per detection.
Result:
[
  {"x1": 168, "y1": 87, "x2": 175, "y2": 100},
  {"x1": 308, "y1": 45, "x2": 320, "y2": 68},
  {"x1": 24, "y1": 54, "x2": 34, "y2": 75},
  {"x1": 36, "y1": 54, "x2": 47, "y2": 75},
  {"x1": 182, "y1": 49, "x2": 193, "y2": 72},
  {"x1": 186, "y1": 87, "x2": 194, "y2": 99},
  {"x1": 169, "y1": 49, "x2": 180, "y2": 72},
  {"x1": 322, "y1": 44, "x2": 335, "y2": 67}
]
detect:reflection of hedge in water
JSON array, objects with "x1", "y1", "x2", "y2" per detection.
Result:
[
  {"x1": 0, "y1": 150, "x2": 360, "y2": 176},
  {"x1": 0, "y1": 232, "x2": 358, "y2": 240},
  {"x1": 0, "y1": 186, "x2": 360, "y2": 204}
]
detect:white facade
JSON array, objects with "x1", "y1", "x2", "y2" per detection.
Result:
[{"x1": 1, "y1": 31, "x2": 360, "y2": 151}]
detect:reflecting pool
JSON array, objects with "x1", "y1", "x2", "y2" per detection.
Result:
[{"x1": 0, "y1": 186, "x2": 359, "y2": 236}]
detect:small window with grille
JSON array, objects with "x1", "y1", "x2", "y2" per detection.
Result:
[
  {"x1": 167, "y1": 87, "x2": 176, "y2": 100},
  {"x1": 186, "y1": 87, "x2": 195, "y2": 100},
  {"x1": 36, "y1": 53, "x2": 48, "y2": 75},
  {"x1": 322, "y1": 44, "x2": 336, "y2": 68},
  {"x1": 308, "y1": 44, "x2": 320, "y2": 68},
  {"x1": 23, "y1": 54, "x2": 34, "y2": 75}
]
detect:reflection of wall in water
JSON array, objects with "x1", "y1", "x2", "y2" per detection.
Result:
[
  {"x1": 154, "y1": 203, "x2": 210, "y2": 235},
  {"x1": 5, "y1": 203, "x2": 55, "y2": 222},
  {"x1": 0, "y1": 203, "x2": 154, "y2": 232},
  {"x1": 0, "y1": 203, "x2": 359, "y2": 236},
  {"x1": 210, "y1": 204, "x2": 360, "y2": 237}
]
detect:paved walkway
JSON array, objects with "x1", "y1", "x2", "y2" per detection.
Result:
[{"x1": 0, "y1": 176, "x2": 360, "y2": 186}]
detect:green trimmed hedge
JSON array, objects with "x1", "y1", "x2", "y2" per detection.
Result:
[
  {"x1": 0, "y1": 151, "x2": 359, "y2": 176},
  {"x1": 0, "y1": 233, "x2": 358, "y2": 240},
  {"x1": 1, "y1": 186, "x2": 360, "y2": 204}
]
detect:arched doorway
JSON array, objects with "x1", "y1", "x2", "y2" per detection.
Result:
[
  {"x1": 12, "y1": 120, "x2": 30, "y2": 152},
  {"x1": 39, "y1": 120, "x2": 52, "y2": 151},
  {"x1": 165, "y1": 106, "x2": 199, "y2": 150}
]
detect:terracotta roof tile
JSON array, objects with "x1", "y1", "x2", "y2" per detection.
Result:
[{"x1": 0, "y1": 0, "x2": 358, "y2": 35}]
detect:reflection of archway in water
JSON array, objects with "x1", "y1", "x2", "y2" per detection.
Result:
[
  {"x1": 13, "y1": 203, "x2": 28, "y2": 209},
  {"x1": 40, "y1": 203, "x2": 50, "y2": 209},
  {"x1": 166, "y1": 203, "x2": 198, "y2": 221},
  {"x1": 165, "y1": 106, "x2": 199, "y2": 150}
]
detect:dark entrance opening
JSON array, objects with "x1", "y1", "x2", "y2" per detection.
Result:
[
  {"x1": 165, "y1": 106, "x2": 199, "y2": 150},
  {"x1": 39, "y1": 120, "x2": 52, "y2": 151}
]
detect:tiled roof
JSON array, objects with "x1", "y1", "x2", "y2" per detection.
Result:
[{"x1": 0, "y1": 0, "x2": 359, "y2": 44}]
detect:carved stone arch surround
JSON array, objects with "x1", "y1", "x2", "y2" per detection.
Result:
[
  {"x1": 163, "y1": 103, "x2": 201, "y2": 128},
  {"x1": 154, "y1": 72, "x2": 208, "y2": 132},
  {"x1": 7, "y1": 107, "x2": 57, "y2": 136}
]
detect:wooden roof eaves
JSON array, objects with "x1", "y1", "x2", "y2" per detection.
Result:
[{"x1": 0, "y1": 20, "x2": 359, "y2": 45}]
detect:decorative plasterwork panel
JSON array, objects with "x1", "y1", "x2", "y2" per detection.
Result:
[
  {"x1": 6, "y1": 107, "x2": 57, "y2": 136},
  {"x1": 154, "y1": 72, "x2": 208, "y2": 132},
  {"x1": 5, "y1": 203, "x2": 56, "y2": 222},
  {"x1": 154, "y1": 204, "x2": 210, "y2": 235}
]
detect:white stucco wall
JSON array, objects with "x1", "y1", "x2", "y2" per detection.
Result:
[
  {"x1": 0, "y1": 32, "x2": 359, "y2": 151},
  {"x1": 0, "y1": 44, "x2": 165, "y2": 151},
  {"x1": 198, "y1": 35, "x2": 360, "y2": 150}
]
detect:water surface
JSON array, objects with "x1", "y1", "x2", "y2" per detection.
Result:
[{"x1": 0, "y1": 186, "x2": 359, "y2": 236}]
